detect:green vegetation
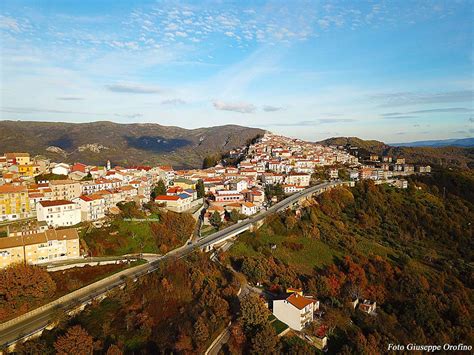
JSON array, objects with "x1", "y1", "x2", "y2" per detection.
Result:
[
  {"x1": 150, "y1": 179, "x2": 166, "y2": 200},
  {"x1": 202, "y1": 153, "x2": 222, "y2": 169},
  {"x1": 264, "y1": 183, "x2": 285, "y2": 201},
  {"x1": 270, "y1": 318, "x2": 289, "y2": 335},
  {"x1": 196, "y1": 179, "x2": 205, "y2": 198},
  {"x1": 34, "y1": 173, "x2": 67, "y2": 182},
  {"x1": 225, "y1": 174, "x2": 473, "y2": 352},
  {"x1": 230, "y1": 228, "x2": 339, "y2": 274},
  {"x1": 82, "y1": 202, "x2": 195, "y2": 255},
  {"x1": 319, "y1": 136, "x2": 474, "y2": 169}
]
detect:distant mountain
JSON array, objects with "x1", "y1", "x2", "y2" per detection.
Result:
[
  {"x1": 318, "y1": 136, "x2": 474, "y2": 169},
  {"x1": 391, "y1": 137, "x2": 474, "y2": 148},
  {"x1": 0, "y1": 121, "x2": 265, "y2": 168}
]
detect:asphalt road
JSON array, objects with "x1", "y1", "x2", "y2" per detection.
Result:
[{"x1": 0, "y1": 180, "x2": 340, "y2": 347}]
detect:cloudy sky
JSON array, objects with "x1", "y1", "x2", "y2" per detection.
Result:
[{"x1": 0, "y1": 0, "x2": 472, "y2": 143}]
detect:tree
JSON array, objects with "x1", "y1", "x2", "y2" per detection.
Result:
[
  {"x1": 54, "y1": 325, "x2": 94, "y2": 355},
  {"x1": 229, "y1": 322, "x2": 246, "y2": 349},
  {"x1": 151, "y1": 179, "x2": 167, "y2": 200},
  {"x1": 13, "y1": 338, "x2": 50, "y2": 355},
  {"x1": 106, "y1": 344, "x2": 123, "y2": 355},
  {"x1": 250, "y1": 323, "x2": 280, "y2": 354},
  {"x1": 240, "y1": 293, "x2": 269, "y2": 332},
  {"x1": 196, "y1": 179, "x2": 205, "y2": 198},
  {"x1": 193, "y1": 316, "x2": 209, "y2": 347},
  {"x1": 229, "y1": 209, "x2": 240, "y2": 223},
  {"x1": 0, "y1": 263, "x2": 56, "y2": 319},
  {"x1": 265, "y1": 183, "x2": 285, "y2": 202},
  {"x1": 82, "y1": 172, "x2": 93, "y2": 181},
  {"x1": 203, "y1": 154, "x2": 221, "y2": 169},
  {"x1": 175, "y1": 331, "x2": 193, "y2": 352},
  {"x1": 210, "y1": 211, "x2": 222, "y2": 228}
]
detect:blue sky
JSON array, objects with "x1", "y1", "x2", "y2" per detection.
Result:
[{"x1": 0, "y1": 0, "x2": 472, "y2": 143}]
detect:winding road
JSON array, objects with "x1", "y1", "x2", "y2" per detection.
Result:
[{"x1": 0, "y1": 180, "x2": 342, "y2": 347}]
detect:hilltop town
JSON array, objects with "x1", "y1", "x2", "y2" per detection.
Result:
[{"x1": 0, "y1": 132, "x2": 432, "y2": 268}]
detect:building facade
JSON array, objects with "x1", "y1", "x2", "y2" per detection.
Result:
[{"x1": 0, "y1": 228, "x2": 80, "y2": 268}]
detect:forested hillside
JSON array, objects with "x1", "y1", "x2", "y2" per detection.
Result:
[
  {"x1": 0, "y1": 121, "x2": 264, "y2": 168},
  {"x1": 226, "y1": 173, "x2": 473, "y2": 353},
  {"x1": 6, "y1": 172, "x2": 473, "y2": 354}
]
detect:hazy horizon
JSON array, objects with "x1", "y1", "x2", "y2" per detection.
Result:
[{"x1": 1, "y1": 0, "x2": 473, "y2": 143}]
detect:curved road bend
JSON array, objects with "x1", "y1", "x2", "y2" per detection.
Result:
[{"x1": 0, "y1": 181, "x2": 340, "y2": 347}]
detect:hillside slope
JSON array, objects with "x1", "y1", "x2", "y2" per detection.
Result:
[
  {"x1": 0, "y1": 121, "x2": 264, "y2": 168},
  {"x1": 319, "y1": 136, "x2": 474, "y2": 169}
]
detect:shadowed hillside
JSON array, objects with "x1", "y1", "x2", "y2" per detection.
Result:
[
  {"x1": 0, "y1": 121, "x2": 265, "y2": 168},
  {"x1": 319, "y1": 136, "x2": 474, "y2": 169}
]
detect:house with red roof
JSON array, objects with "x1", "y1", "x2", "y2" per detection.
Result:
[
  {"x1": 154, "y1": 193, "x2": 192, "y2": 212},
  {"x1": 273, "y1": 292, "x2": 319, "y2": 331},
  {"x1": 36, "y1": 200, "x2": 81, "y2": 227}
]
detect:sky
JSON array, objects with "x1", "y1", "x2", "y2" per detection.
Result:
[{"x1": 0, "y1": 0, "x2": 473, "y2": 143}]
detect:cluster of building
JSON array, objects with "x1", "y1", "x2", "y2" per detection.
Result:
[
  {"x1": 0, "y1": 153, "x2": 200, "y2": 267},
  {"x1": 320, "y1": 145, "x2": 432, "y2": 189},
  {"x1": 197, "y1": 133, "x2": 359, "y2": 223},
  {"x1": 0, "y1": 133, "x2": 432, "y2": 268},
  {"x1": 344, "y1": 155, "x2": 431, "y2": 187}
]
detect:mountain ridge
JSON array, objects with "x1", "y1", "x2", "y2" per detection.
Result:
[
  {"x1": 0, "y1": 120, "x2": 265, "y2": 169},
  {"x1": 318, "y1": 136, "x2": 474, "y2": 169},
  {"x1": 390, "y1": 137, "x2": 474, "y2": 148}
]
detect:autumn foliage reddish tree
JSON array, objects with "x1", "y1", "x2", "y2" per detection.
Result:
[
  {"x1": 54, "y1": 325, "x2": 94, "y2": 355},
  {"x1": 0, "y1": 263, "x2": 56, "y2": 321},
  {"x1": 150, "y1": 211, "x2": 195, "y2": 253}
]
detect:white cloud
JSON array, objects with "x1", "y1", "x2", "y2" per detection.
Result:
[
  {"x1": 162, "y1": 98, "x2": 186, "y2": 105},
  {"x1": 213, "y1": 100, "x2": 256, "y2": 113},
  {"x1": 0, "y1": 15, "x2": 22, "y2": 32},
  {"x1": 106, "y1": 83, "x2": 163, "y2": 94},
  {"x1": 263, "y1": 105, "x2": 284, "y2": 112}
]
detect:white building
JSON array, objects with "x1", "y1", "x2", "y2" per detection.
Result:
[
  {"x1": 285, "y1": 173, "x2": 311, "y2": 187},
  {"x1": 36, "y1": 200, "x2": 81, "y2": 227},
  {"x1": 241, "y1": 202, "x2": 257, "y2": 216},
  {"x1": 273, "y1": 293, "x2": 319, "y2": 331},
  {"x1": 74, "y1": 195, "x2": 106, "y2": 221},
  {"x1": 51, "y1": 163, "x2": 70, "y2": 176},
  {"x1": 328, "y1": 168, "x2": 339, "y2": 180}
]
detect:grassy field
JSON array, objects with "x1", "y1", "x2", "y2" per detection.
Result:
[
  {"x1": 83, "y1": 218, "x2": 159, "y2": 256},
  {"x1": 114, "y1": 220, "x2": 157, "y2": 254},
  {"x1": 229, "y1": 229, "x2": 340, "y2": 274}
]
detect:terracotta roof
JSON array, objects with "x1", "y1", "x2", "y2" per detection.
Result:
[
  {"x1": 120, "y1": 185, "x2": 135, "y2": 191},
  {"x1": 286, "y1": 293, "x2": 314, "y2": 310},
  {"x1": 207, "y1": 205, "x2": 225, "y2": 211},
  {"x1": 39, "y1": 200, "x2": 74, "y2": 207},
  {"x1": 242, "y1": 202, "x2": 255, "y2": 208},
  {"x1": 28, "y1": 193, "x2": 45, "y2": 198},
  {"x1": 0, "y1": 228, "x2": 79, "y2": 249},
  {"x1": 49, "y1": 179, "x2": 78, "y2": 185},
  {"x1": 0, "y1": 236, "x2": 24, "y2": 249},
  {"x1": 155, "y1": 195, "x2": 180, "y2": 201},
  {"x1": 0, "y1": 185, "x2": 27, "y2": 193},
  {"x1": 5, "y1": 152, "x2": 29, "y2": 157}
]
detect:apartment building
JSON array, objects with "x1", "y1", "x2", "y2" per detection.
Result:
[
  {"x1": 0, "y1": 228, "x2": 80, "y2": 268},
  {"x1": 0, "y1": 184, "x2": 31, "y2": 221},
  {"x1": 36, "y1": 200, "x2": 81, "y2": 227},
  {"x1": 5, "y1": 152, "x2": 31, "y2": 166},
  {"x1": 74, "y1": 195, "x2": 106, "y2": 221},
  {"x1": 285, "y1": 173, "x2": 311, "y2": 187},
  {"x1": 154, "y1": 194, "x2": 193, "y2": 212},
  {"x1": 49, "y1": 180, "x2": 82, "y2": 201}
]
